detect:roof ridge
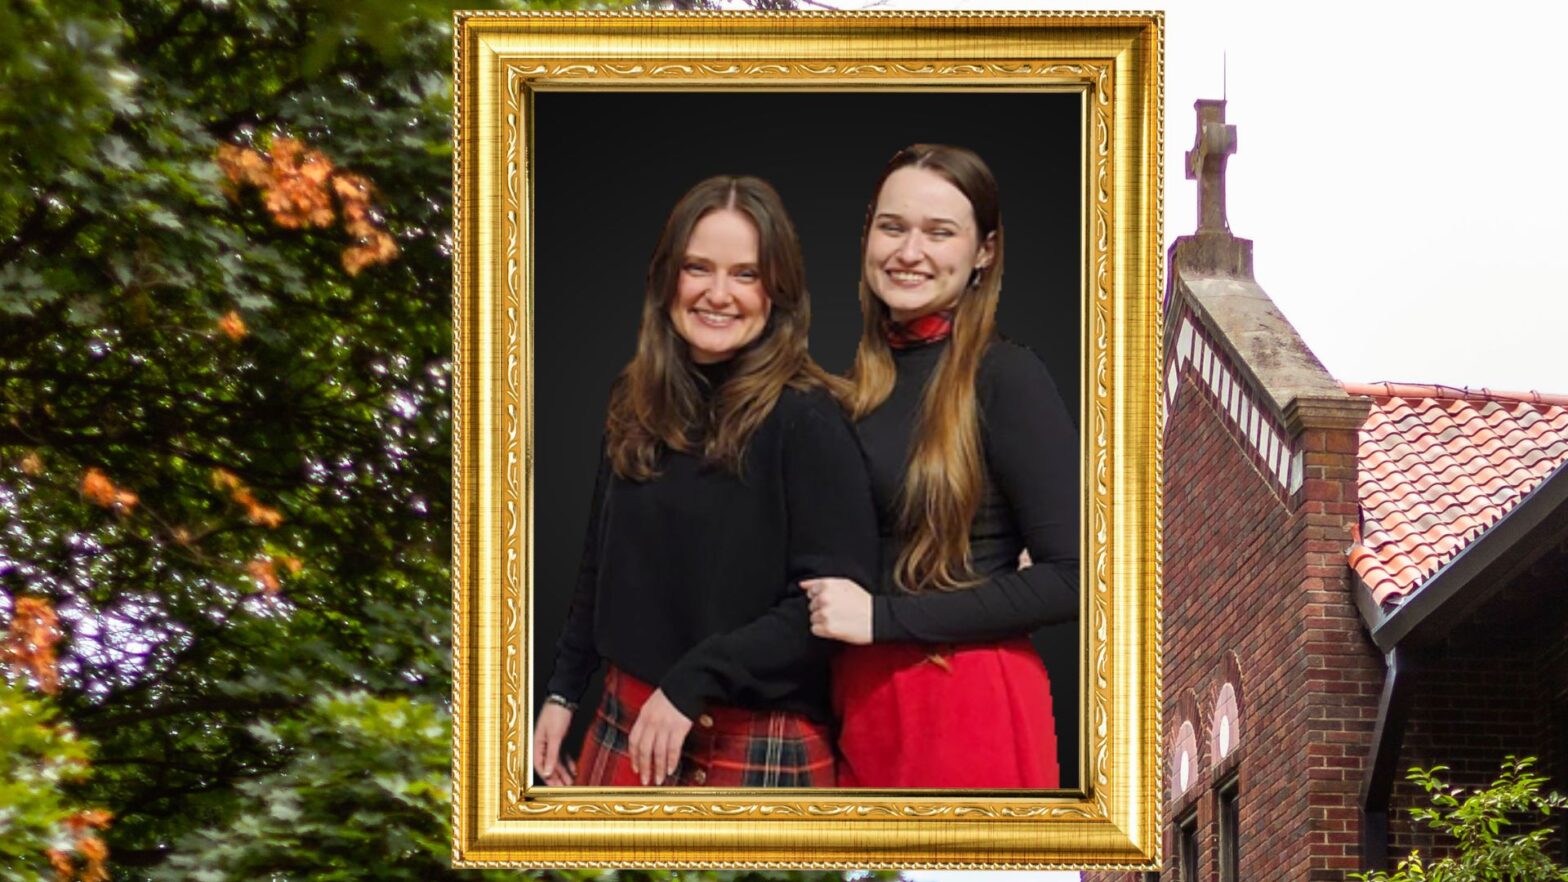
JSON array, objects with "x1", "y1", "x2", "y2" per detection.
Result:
[{"x1": 1344, "y1": 381, "x2": 1568, "y2": 407}]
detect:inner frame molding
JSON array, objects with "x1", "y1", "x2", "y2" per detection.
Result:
[{"x1": 453, "y1": 9, "x2": 1163, "y2": 869}]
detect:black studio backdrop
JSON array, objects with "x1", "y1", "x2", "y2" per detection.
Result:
[{"x1": 532, "y1": 91, "x2": 1082, "y2": 786}]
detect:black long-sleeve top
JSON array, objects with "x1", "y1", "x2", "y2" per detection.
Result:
[
  {"x1": 547, "y1": 376, "x2": 880, "y2": 723},
  {"x1": 855, "y1": 338, "x2": 1080, "y2": 643}
]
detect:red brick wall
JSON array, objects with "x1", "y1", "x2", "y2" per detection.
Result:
[
  {"x1": 1087, "y1": 320, "x2": 1381, "y2": 882},
  {"x1": 1294, "y1": 423, "x2": 1386, "y2": 881}
]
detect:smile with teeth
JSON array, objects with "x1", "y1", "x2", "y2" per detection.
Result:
[
  {"x1": 885, "y1": 269, "x2": 932, "y2": 285},
  {"x1": 693, "y1": 308, "x2": 741, "y2": 326}
]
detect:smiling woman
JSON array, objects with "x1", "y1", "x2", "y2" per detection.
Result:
[
  {"x1": 532, "y1": 175, "x2": 879, "y2": 789},
  {"x1": 807, "y1": 144, "x2": 1079, "y2": 789}
]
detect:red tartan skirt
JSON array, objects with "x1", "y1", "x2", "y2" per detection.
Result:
[
  {"x1": 832, "y1": 638, "x2": 1059, "y2": 788},
  {"x1": 575, "y1": 666, "x2": 836, "y2": 787}
]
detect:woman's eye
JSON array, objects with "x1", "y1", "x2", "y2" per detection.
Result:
[
  {"x1": 735, "y1": 269, "x2": 760, "y2": 282},
  {"x1": 683, "y1": 263, "x2": 710, "y2": 275},
  {"x1": 928, "y1": 228, "x2": 954, "y2": 239},
  {"x1": 877, "y1": 222, "x2": 905, "y2": 234}
]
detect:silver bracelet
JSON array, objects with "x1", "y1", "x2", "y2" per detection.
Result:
[{"x1": 544, "y1": 693, "x2": 578, "y2": 712}]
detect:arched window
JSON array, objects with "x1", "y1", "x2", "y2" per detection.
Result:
[
  {"x1": 1213, "y1": 681, "x2": 1240, "y2": 761},
  {"x1": 1173, "y1": 719, "x2": 1199, "y2": 796},
  {"x1": 1211, "y1": 654, "x2": 1244, "y2": 764}
]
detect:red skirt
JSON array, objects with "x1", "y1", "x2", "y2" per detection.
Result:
[
  {"x1": 575, "y1": 666, "x2": 836, "y2": 787},
  {"x1": 832, "y1": 638, "x2": 1059, "y2": 788}
]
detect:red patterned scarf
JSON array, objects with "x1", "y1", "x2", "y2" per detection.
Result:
[{"x1": 882, "y1": 309, "x2": 955, "y2": 349}]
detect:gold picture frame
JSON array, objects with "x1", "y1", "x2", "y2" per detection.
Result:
[{"x1": 453, "y1": 9, "x2": 1162, "y2": 869}]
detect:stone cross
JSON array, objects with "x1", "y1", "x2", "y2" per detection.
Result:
[{"x1": 1186, "y1": 99, "x2": 1238, "y2": 233}]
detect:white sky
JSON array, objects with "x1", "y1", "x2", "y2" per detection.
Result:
[{"x1": 809, "y1": 3, "x2": 1568, "y2": 879}]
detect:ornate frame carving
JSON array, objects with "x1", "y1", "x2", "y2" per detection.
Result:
[{"x1": 453, "y1": 10, "x2": 1163, "y2": 869}]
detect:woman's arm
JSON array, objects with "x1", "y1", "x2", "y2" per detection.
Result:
[
  {"x1": 871, "y1": 343, "x2": 1079, "y2": 643},
  {"x1": 656, "y1": 390, "x2": 881, "y2": 717},
  {"x1": 630, "y1": 391, "x2": 876, "y2": 784}
]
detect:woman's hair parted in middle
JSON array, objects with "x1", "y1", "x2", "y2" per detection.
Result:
[
  {"x1": 846, "y1": 143, "x2": 1006, "y2": 593},
  {"x1": 605, "y1": 175, "x2": 836, "y2": 481}
]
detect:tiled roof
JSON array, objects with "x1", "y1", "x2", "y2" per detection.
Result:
[{"x1": 1347, "y1": 382, "x2": 1568, "y2": 610}]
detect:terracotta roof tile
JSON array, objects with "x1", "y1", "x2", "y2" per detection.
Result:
[{"x1": 1345, "y1": 382, "x2": 1568, "y2": 611}]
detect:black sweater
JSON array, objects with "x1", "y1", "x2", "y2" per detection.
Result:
[
  {"x1": 547, "y1": 379, "x2": 880, "y2": 723},
  {"x1": 855, "y1": 339, "x2": 1080, "y2": 643}
]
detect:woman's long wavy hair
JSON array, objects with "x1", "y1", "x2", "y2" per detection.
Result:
[
  {"x1": 846, "y1": 144, "x2": 1004, "y2": 593},
  {"x1": 606, "y1": 175, "x2": 835, "y2": 481}
]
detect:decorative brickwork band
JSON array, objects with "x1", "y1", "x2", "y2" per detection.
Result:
[{"x1": 1167, "y1": 310, "x2": 1300, "y2": 496}]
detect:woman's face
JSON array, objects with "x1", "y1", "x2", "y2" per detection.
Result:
[
  {"x1": 669, "y1": 209, "x2": 772, "y2": 364},
  {"x1": 864, "y1": 166, "x2": 995, "y2": 323}
]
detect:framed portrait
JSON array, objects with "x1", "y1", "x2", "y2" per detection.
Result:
[{"x1": 452, "y1": 10, "x2": 1162, "y2": 869}]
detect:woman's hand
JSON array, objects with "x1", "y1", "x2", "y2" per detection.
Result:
[
  {"x1": 801, "y1": 577, "x2": 874, "y2": 645},
  {"x1": 533, "y1": 701, "x2": 577, "y2": 786},
  {"x1": 627, "y1": 689, "x2": 693, "y2": 785}
]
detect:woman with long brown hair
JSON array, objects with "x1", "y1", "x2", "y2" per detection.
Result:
[
  {"x1": 803, "y1": 144, "x2": 1079, "y2": 788},
  {"x1": 534, "y1": 175, "x2": 877, "y2": 788}
]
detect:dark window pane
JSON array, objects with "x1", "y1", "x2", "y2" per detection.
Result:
[
  {"x1": 1218, "y1": 777, "x2": 1240, "y2": 882},
  {"x1": 1178, "y1": 811, "x2": 1199, "y2": 882}
]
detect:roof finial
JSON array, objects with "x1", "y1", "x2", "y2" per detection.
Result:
[{"x1": 1186, "y1": 99, "x2": 1237, "y2": 234}]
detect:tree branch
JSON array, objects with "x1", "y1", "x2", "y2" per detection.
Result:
[{"x1": 75, "y1": 695, "x2": 304, "y2": 735}]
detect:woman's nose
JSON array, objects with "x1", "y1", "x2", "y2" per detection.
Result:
[
  {"x1": 896, "y1": 233, "x2": 923, "y2": 262},
  {"x1": 706, "y1": 274, "x2": 734, "y2": 303}
]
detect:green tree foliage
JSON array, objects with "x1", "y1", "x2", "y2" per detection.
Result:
[
  {"x1": 148, "y1": 692, "x2": 480, "y2": 881},
  {"x1": 0, "y1": 678, "x2": 103, "y2": 882},
  {"x1": 0, "y1": 1, "x2": 854, "y2": 880},
  {"x1": 1354, "y1": 756, "x2": 1568, "y2": 882}
]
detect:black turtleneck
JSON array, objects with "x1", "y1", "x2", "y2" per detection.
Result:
[
  {"x1": 546, "y1": 367, "x2": 879, "y2": 723},
  {"x1": 853, "y1": 338, "x2": 1080, "y2": 642}
]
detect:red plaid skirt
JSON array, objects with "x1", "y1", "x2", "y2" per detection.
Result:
[
  {"x1": 575, "y1": 666, "x2": 836, "y2": 787},
  {"x1": 833, "y1": 637, "x2": 1059, "y2": 788}
]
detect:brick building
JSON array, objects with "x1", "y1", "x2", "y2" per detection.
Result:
[{"x1": 1089, "y1": 101, "x2": 1568, "y2": 882}]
